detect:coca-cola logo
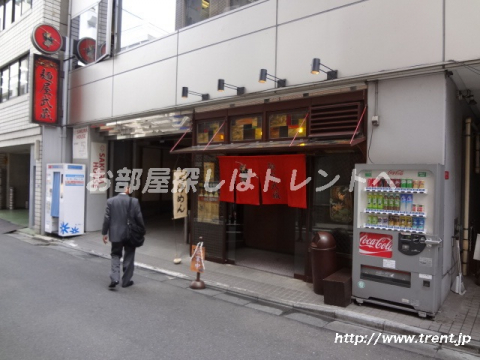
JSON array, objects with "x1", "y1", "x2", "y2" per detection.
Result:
[
  {"x1": 359, "y1": 232, "x2": 393, "y2": 258},
  {"x1": 387, "y1": 170, "x2": 404, "y2": 176}
]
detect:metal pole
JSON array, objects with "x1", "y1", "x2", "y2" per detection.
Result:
[{"x1": 462, "y1": 118, "x2": 472, "y2": 275}]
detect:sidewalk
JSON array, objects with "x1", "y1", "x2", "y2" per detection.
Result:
[{"x1": 27, "y1": 228, "x2": 480, "y2": 355}]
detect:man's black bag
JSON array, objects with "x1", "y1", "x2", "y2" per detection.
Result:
[{"x1": 125, "y1": 197, "x2": 146, "y2": 247}]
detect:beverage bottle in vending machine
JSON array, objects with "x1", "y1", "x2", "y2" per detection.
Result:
[
  {"x1": 406, "y1": 194, "x2": 413, "y2": 213},
  {"x1": 394, "y1": 194, "x2": 400, "y2": 211},
  {"x1": 388, "y1": 194, "x2": 395, "y2": 211},
  {"x1": 400, "y1": 194, "x2": 407, "y2": 212},
  {"x1": 412, "y1": 217, "x2": 418, "y2": 230},
  {"x1": 388, "y1": 215, "x2": 394, "y2": 227},
  {"x1": 372, "y1": 193, "x2": 377, "y2": 209},
  {"x1": 406, "y1": 216, "x2": 413, "y2": 229},
  {"x1": 367, "y1": 193, "x2": 372, "y2": 209},
  {"x1": 418, "y1": 217, "x2": 425, "y2": 231},
  {"x1": 376, "y1": 193, "x2": 383, "y2": 210}
]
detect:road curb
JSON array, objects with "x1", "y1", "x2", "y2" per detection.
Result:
[{"x1": 21, "y1": 233, "x2": 480, "y2": 356}]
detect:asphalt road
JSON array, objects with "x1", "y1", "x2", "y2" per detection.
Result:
[{"x1": 0, "y1": 233, "x2": 430, "y2": 360}]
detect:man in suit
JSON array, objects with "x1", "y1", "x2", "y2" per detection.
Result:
[{"x1": 102, "y1": 185, "x2": 145, "y2": 289}]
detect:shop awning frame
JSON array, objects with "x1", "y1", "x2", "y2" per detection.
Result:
[{"x1": 170, "y1": 136, "x2": 366, "y2": 155}]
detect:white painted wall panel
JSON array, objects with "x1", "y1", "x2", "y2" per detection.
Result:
[
  {"x1": 112, "y1": 58, "x2": 177, "y2": 117},
  {"x1": 177, "y1": 28, "x2": 277, "y2": 105},
  {"x1": 367, "y1": 74, "x2": 445, "y2": 165},
  {"x1": 445, "y1": 0, "x2": 480, "y2": 62},
  {"x1": 278, "y1": 0, "x2": 359, "y2": 24},
  {"x1": 178, "y1": 0, "x2": 275, "y2": 54},
  {"x1": 278, "y1": 0, "x2": 443, "y2": 86},
  {"x1": 70, "y1": 78, "x2": 113, "y2": 124},
  {"x1": 70, "y1": 59, "x2": 114, "y2": 89},
  {"x1": 113, "y1": 33, "x2": 178, "y2": 75}
]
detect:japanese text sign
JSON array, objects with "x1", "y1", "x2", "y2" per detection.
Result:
[
  {"x1": 89, "y1": 142, "x2": 108, "y2": 194},
  {"x1": 173, "y1": 170, "x2": 188, "y2": 219},
  {"x1": 32, "y1": 54, "x2": 60, "y2": 126}
]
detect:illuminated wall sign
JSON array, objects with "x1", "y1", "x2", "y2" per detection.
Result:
[
  {"x1": 32, "y1": 54, "x2": 60, "y2": 126},
  {"x1": 31, "y1": 24, "x2": 63, "y2": 55},
  {"x1": 76, "y1": 37, "x2": 96, "y2": 64}
]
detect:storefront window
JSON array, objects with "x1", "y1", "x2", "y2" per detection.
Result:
[
  {"x1": 111, "y1": 0, "x2": 259, "y2": 53},
  {"x1": 116, "y1": 0, "x2": 176, "y2": 52},
  {"x1": 311, "y1": 152, "x2": 364, "y2": 256},
  {"x1": 268, "y1": 109, "x2": 307, "y2": 140},
  {"x1": 197, "y1": 120, "x2": 225, "y2": 144},
  {"x1": 184, "y1": 0, "x2": 258, "y2": 26},
  {"x1": 184, "y1": 0, "x2": 209, "y2": 26},
  {"x1": 230, "y1": 115, "x2": 262, "y2": 142}
]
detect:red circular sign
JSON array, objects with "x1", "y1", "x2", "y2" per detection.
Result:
[
  {"x1": 77, "y1": 37, "x2": 97, "y2": 64},
  {"x1": 31, "y1": 24, "x2": 63, "y2": 55}
]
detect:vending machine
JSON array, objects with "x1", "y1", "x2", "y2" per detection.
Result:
[
  {"x1": 352, "y1": 164, "x2": 445, "y2": 318},
  {"x1": 45, "y1": 164, "x2": 86, "y2": 236}
]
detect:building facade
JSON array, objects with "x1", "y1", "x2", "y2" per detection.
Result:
[
  {"x1": 61, "y1": 0, "x2": 480, "y2": 302},
  {"x1": 0, "y1": 0, "x2": 70, "y2": 233}
]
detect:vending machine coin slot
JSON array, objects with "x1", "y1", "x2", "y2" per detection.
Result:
[{"x1": 398, "y1": 232, "x2": 427, "y2": 256}]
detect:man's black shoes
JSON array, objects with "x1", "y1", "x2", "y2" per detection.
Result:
[
  {"x1": 122, "y1": 280, "x2": 134, "y2": 288},
  {"x1": 108, "y1": 281, "x2": 119, "y2": 289}
]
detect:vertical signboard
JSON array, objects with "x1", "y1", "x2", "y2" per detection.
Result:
[
  {"x1": 190, "y1": 244, "x2": 205, "y2": 273},
  {"x1": 89, "y1": 142, "x2": 108, "y2": 194},
  {"x1": 173, "y1": 170, "x2": 188, "y2": 219},
  {"x1": 73, "y1": 126, "x2": 89, "y2": 159},
  {"x1": 32, "y1": 54, "x2": 60, "y2": 126}
]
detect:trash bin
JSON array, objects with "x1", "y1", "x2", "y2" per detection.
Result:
[{"x1": 310, "y1": 231, "x2": 337, "y2": 295}]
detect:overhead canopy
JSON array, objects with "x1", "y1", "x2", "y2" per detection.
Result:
[
  {"x1": 93, "y1": 113, "x2": 192, "y2": 140},
  {"x1": 170, "y1": 137, "x2": 366, "y2": 154}
]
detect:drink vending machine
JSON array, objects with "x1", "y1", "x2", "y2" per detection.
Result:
[
  {"x1": 352, "y1": 164, "x2": 444, "y2": 318},
  {"x1": 45, "y1": 164, "x2": 86, "y2": 236}
]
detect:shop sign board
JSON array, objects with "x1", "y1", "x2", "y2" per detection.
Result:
[
  {"x1": 359, "y1": 232, "x2": 393, "y2": 258},
  {"x1": 190, "y1": 244, "x2": 205, "y2": 273},
  {"x1": 89, "y1": 142, "x2": 108, "y2": 194},
  {"x1": 32, "y1": 54, "x2": 60, "y2": 126},
  {"x1": 76, "y1": 37, "x2": 96, "y2": 64},
  {"x1": 172, "y1": 170, "x2": 188, "y2": 219},
  {"x1": 31, "y1": 24, "x2": 63, "y2": 55},
  {"x1": 73, "y1": 126, "x2": 89, "y2": 159}
]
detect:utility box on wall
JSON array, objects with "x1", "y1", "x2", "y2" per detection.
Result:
[{"x1": 45, "y1": 164, "x2": 86, "y2": 236}]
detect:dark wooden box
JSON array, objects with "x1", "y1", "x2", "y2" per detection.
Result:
[{"x1": 323, "y1": 268, "x2": 352, "y2": 307}]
